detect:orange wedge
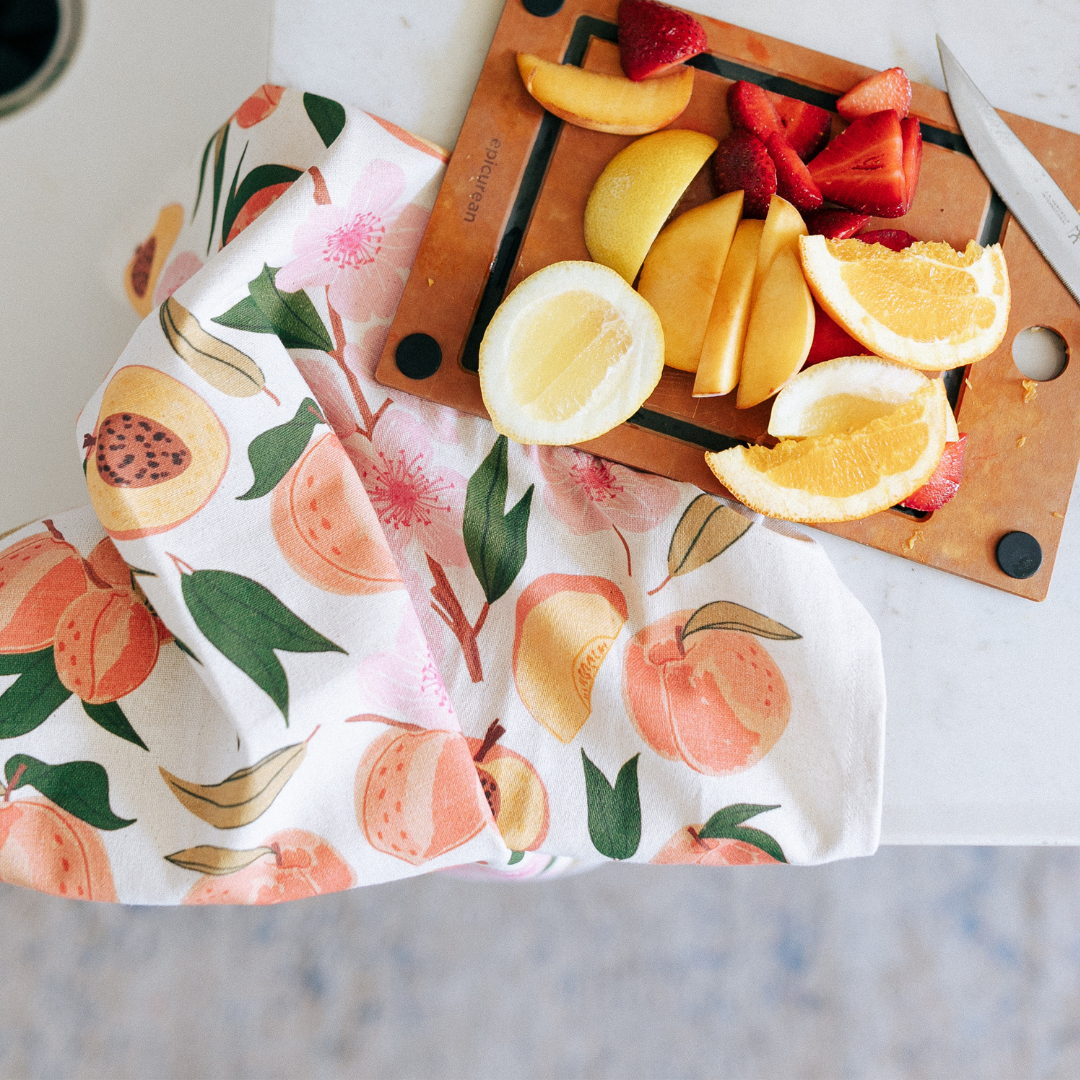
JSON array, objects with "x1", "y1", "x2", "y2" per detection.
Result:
[
  {"x1": 799, "y1": 236, "x2": 1010, "y2": 370},
  {"x1": 705, "y1": 377, "x2": 949, "y2": 522}
]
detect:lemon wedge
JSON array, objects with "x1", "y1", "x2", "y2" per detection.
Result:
[
  {"x1": 479, "y1": 261, "x2": 665, "y2": 445},
  {"x1": 799, "y1": 235, "x2": 1010, "y2": 370},
  {"x1": 706, "y1": 376, "x2": 949, "y2": 522}
]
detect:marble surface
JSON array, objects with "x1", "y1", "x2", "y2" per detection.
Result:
[{"x1": 2, "y1": 0, "x2": 1079, "y2": 845}]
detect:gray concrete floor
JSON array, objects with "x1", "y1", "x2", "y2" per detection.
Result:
[{"x1": 1, "y1": 846, "x2": 1077, "y2": 1079}]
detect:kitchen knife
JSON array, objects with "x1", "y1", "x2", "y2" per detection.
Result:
[{"x1": 937, "y1": 36, "x2": 1080, "y2": 307}]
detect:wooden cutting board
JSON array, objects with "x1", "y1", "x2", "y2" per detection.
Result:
[{"x1": 375, "y1": 0, "x2": 1080, "y2": 600}]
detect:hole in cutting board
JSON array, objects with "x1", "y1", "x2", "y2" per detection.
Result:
[{"x1": 1012, "y1": 325, "x2": 1068, "y2": 382}]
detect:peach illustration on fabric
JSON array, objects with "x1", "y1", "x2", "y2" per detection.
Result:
[
  {"x1": 353, "y1": 612, "x2": 457, "y2": 732},
  {"x1": 513, "y1": 574, "x2": 628, "y2": 744},
  {"x1": 225, "y1": 184, "x2": 295, "y2": 246},
  {"x1": 0, "y1": 530, "x2": 89, "y2": 654},
  {"x1": 271, "y1": 430, "x2": 404, "y2": 595},
  {"x1": 274, "y1": 159, "x2": 431, "y2": 324},
  {"x1": 152, "y1": 251, "x2": 204, "y2": 307},
  {"x1": 0, "y1": 796, "x2": 117, "y2": 901},
  {"x1": 652, "y1": 827, "x2": 780, "y2": 865},
  {"x1": 232, "y1": 84, "x2": 285, "y2": 129},
  {"x1": 183, "y1": 829, "x2": 355, "y2": 905},
  {"x1": 623, "y1": 611, "x2": 791, "y2": 776},
  {"x1": 54, "y1": 587, "x2": 160, "y2": 704},
  {"x1": 468, "y1": 721, "x2": 549, "y2": 852},
  {"x1": 356, "y1": 727, "x2": 490, "y2": 865}
]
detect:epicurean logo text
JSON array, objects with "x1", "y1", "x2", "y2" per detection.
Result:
[{"x1": 464, "y1": 138, "x2": 500, "y2": 223}]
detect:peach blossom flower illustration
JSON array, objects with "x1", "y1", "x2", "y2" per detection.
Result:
[
  {"x1": 536, "y1": 446, "x2": 679, "y2": 574},
  {"x1": 153, "y1": 251, "x2": 204, "y2": 307},
  {"x1": 352, "y1": 611, "x2": 457, "y2": 732},
  {"x1": 275, "y1": 160, "x2": 430, "y2": 324}
]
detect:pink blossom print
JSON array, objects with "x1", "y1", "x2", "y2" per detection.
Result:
[
  {"x1": 345, "y1": 408, "x2": 468, "y2": 571},
  {"x1": 352, "y1": 611, "x2": 457, "y2": 731},
  {"x1": 538, "y1": 446, "x2": 679, "y2": 535},
  {"x1": 153, "y1": 251, "x2": 204, "y2": 306},
  {"x1": 274, "y1": 160, "x2": 430, "y2": 324}
]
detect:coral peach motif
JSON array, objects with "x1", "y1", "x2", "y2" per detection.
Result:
[
  {"x1": 54, "y1": 588, "x2": 160, "y2": 704},
  {"x1": 271, "y1": 431, "x2": 404, "y2": 595},
  {"x1": 232, "y1": 84, "x2": 285, "y2": 129},
  {"x1": 467, "y1": 721, "x2": 549, "y2": 852},
  {"x1": 623, "y1": 611, "x2": 790, "y2": 776},
  {"x1": 356, "y1": 728, "x2": 490, "y2": 865},
  {"x1": 0, "y1": 531, "x2": 89, "y2": 654},
  {"x1": 512, "y1": 574, "x2": 628, "y2": 744},
  {"x1": 183, "y1": 829, "x2": 355, "y2": 905},
  {"x1": 652, "y1": 826, "x2": 780, "y2": 865},
  {"x1": 0, "y1": 796, "x2": 117, "y2": 901}
]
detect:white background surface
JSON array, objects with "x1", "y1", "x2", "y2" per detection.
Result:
[{"x1": 2, "y1": 0, "x2": 1079, "y2": 843}]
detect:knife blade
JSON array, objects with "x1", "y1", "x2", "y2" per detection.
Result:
[{"x1": 937, "y1": 36, "x2": 1080, "y2": 307}]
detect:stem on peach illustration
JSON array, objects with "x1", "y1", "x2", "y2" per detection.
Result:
[
  {"x1": 472, "y1": 720, "x2": 506, "y2": 764},
  {"x1": 686, "y1": 826, "x2": 710, "y2": 852},
  {"x1": 647, "y1": 573, "x2": 671, "y2": 597},
  {"x1": 612, "y1": 524, "x2": 632, "y2": 577},
  {"x1": 2, "y1": 762, "x2": 27, "y2": 802},
  {"x1": 426, "y1": 553, "x2": 487, "y2": 683},
  {"x1": 309, "y1": 166, "x2": 331, "y2": 207},
  {"x1": 42, "y1": 519, "x2": 64, "y2": 543}
]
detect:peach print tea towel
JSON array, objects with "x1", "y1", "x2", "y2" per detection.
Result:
[{"x1": 0, "y1": 87, "x2": 885, "y2": 904}]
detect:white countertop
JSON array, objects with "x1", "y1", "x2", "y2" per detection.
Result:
[{"x1": 2, "y1": 0, "x2": 1078, "y2": 844}]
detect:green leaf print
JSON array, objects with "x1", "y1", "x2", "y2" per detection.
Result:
[
  {"x1": 237, "y1": 397, "x2": 326, "y2": 501},
  {"x1": 698, "y1": 803, "x2": 787, "y2": 863},
  {"x1": 206, "y1": 122, "x2": 229, "y2": 255},
  {"x1": 82, "y1": 701, "x2": 148, "y2": 751},
  {"x1": 221, "y1": 162, "x2": 303, "y2": 251},
  {"x1": 0, "y1": 649, "x2": 72, "y2": 739},
  {"x1": 582, "y1": 751, "x2": 641, "y2": 860},
  {"x1": 4, "y1": 755, "x2": 135, "y2": 830},
  {"x1": 213, "y1": 264, "x2": 334, "y2": 352},
  {"x1": 178, "y1": 566, "x2": 346, "y2": 723},
  {"x1": 303, "y1": 93, "x2": 347, "y2": 148},
  {"x1": 463, "y1": 435, "x2": 533, "y2": 605}
]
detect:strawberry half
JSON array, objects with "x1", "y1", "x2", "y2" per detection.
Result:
[
  {"x1": 900, "y1": 115, "x2": 922, "y2": 213},
  {"x1": 804, "y1": 299, "x2": 866, "y2": 367},
  {"x1": 712, "y1": 129, "x2": 776, "y2": 218},
  {"x1": 900, "y1": 434, "x2": 966, "y2": 512},
  {"x1": 728, "y1": 81, "x2": 783, "y2": 142},
  {"x1": 618, "y1": 0, "x2": 708, "y2": 81},
  {"x1": 766, "y1": 132, "x2": 822, "y2": 213},
  {"x1": 857, "y1": 228, "x2": 917, "y2": 251},
  {"x1": 773, "y1": 95, "x2": 832, "y2": 160},
  {"x1": 807, "y1": 110, "x2": 907, "y2": 218},
  {"x1": 836, "y1": 66, "x2": 911, "y2": 122},
  {"x1": 804, "y1": 209, "x2": 870, "y2": 238}
]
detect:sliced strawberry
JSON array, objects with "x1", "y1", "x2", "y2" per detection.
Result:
[
  {"x1": 900, "y1": 434, "x2": 966, "y2": 511},
  {"x1": 712, "y1": 130, "x2": 777, "y2": 218},
  {"x1": 765, "y1": 132, "x2": 822, "y2": 212},
  {"x1": 805, "y1": 299, "x2": 866, "y2": 366},
  {"x1": 900, "y1": 115, "x2": 922, "y2": 212},
  {"x1": 728, "y1": 81, "x2": 783, "y2": 142},
  {"x1": 857, "y1": 228, "x2": 918, "y2": 251},
  {"x1": 618, "y1": 0, "x2": 708, "y2": 81},
  {"x1": 807, "y1": 110, "x2": 907, "y2": 218},
  {"x1": 836, "y1": 66, "x2": 911, "y2": 122},
  {"x1": 772, "y1": 95, "x2": 832, "y2": 160},
  {"x1": 804, "y1": 209, "x2": 870, "y2": 238}
]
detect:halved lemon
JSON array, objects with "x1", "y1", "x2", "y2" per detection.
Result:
[
  {"x1": 479, "y1": 261, "x2": 665, "y2": 445},
  {"x1": 799, "y1": 236, "x2": 1010, "y2": 370},
  {"x1": 705, "y1": 377, "x2": 949, "y2": 522},
  {"x1": 768, "y1": 355, "x2": 959, "y2": 441}
]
